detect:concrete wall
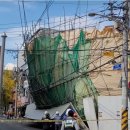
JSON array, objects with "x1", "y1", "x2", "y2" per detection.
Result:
[{"x1": 98, "y1": 96, "x2": 129, "y2": 130}]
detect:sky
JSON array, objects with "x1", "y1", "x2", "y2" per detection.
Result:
[{"x1": 0, "y1": 0, "x2": 121, "y2": 69}]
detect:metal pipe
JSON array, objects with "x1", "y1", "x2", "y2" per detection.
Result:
[{"x1": 0, "y1": 33, "x2": 7, "y2": 111}]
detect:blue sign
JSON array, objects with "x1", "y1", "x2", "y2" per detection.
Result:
[{"x1": 113, "y1": 63, "x2": 122, "y2": 70}]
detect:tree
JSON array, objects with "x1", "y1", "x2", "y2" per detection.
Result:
[{"x1": 3, "y1": 70, "x2": 15, "y2": 108}]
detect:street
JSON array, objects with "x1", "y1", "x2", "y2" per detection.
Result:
[
  {"x1": 0, "y1": 1, "x2": 129, "y2": 130},
  {"x1": 0, "y1": 122, "x2": 42, "y2": 130}
]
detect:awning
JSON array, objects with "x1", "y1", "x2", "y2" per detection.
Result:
[{"x1": 24, "y1": 103, "x2": 71, "y2": 120}]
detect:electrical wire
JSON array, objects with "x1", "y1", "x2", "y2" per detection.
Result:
[
  {"x1": 18, "y1": 0, "x2": 24, "y2": 41},
  {"x1": 5, "y1": 44, "x2": 123, "y2": 52},
  {"x1": 0, "y1": 4, "x2": 107, "y2": 27},
  {"x1": 4, "y1": 0, "x2": 124, "y2": 98},
  {"x1": 22, "y1": 0, "x2": 29, "y2": 41},
  {"x1": 30, "y1": 54, "x2": 121, "y2": 93},
  {"x1": 27, "y1": 43, "x2": 122, "y2": 87},
  {"x1": 33, "y1": 0, "x2": 53, "y2": 29}
]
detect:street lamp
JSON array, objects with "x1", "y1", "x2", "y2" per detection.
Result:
[
  {"x1": 88, "y1": 12, "x2": 122, "y2": 22},
  {"x1": 88, "y1": 13, "x2": 98, "y2": 17},
  {"x1": 14, "y1": 44, "x2": 19, "y2": 118},
  {"x1": 89, "y1": 12, "x2": 124, "y2": 33}
]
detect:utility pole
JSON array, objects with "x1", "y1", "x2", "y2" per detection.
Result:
[
  {"x1": 0, "y1": 33, "x2": 7, "y2": 112},
  {"x1": 88, "y1": 0, "x2": 129, "y2": 129},
  {"x1": 121, "y1": 0, "x2": 129, "y2": 130},
  {"x1": 14, "y1": 44, "x2": 19, "y2": 118}
]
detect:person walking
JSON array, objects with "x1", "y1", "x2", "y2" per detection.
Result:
[
  {"x1": 42, "y1": 111, "x2": 53, "y2": 130},
  {"x1": 54, "y1": 111, "x2": 61, "y2": 130},
  {"x1": 61, "y1": 109, "x2": 80, "y2": 130}
]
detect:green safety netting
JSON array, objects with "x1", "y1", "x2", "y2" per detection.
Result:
[{"x1": 26, "y1": 30, "x2": 99, "y2": 116}]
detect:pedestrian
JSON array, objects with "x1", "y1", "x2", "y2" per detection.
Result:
[
  {"x1": 61, "y1": 109, "x2": 80, "y2": 130},
  {"x1": 62, "y1": 109, "x2": 71, "y2": 120},
  {"x1": 18, "y1": 111, "x2": 21, "y2": 118},
  {"x1": 42, "y1": 111, "x2": 53, "y2": 130},
  {"x1": 2, "y1": 111, "x2": 7, "y2": 119},
  {"x1": 54, "y1": 111, "x2": 61, "y2": 130},
  {"x1": 7, "y1": 111, "x2": 10, "y2": 119},
  {"x1": 10, "y1": 112, "x2": 13, "y2": 119}
]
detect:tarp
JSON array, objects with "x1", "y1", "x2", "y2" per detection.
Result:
[{"x1": 24, "y1": 103, "x2": 71, "y2": 120}]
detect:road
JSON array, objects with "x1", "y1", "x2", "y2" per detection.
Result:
[{"x1": 0, "y1": 122, "x2": 43, "y2": 130}]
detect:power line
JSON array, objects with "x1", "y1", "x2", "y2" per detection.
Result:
[
  {"x1": 0, "y1": 3, "x2": 107, "y2": 28},
  {"x1": 27, "y1": 43, "x2": 122, "y2": 87},
  {"x1": 18, "y1": 0, "x2": 24, "y2": 41},
  {"x1": 33, "y1": 0, "x2": 54, "y2": 29},
  {"x1": 22, "y1": 0, "x2": 29, "y2": 41},
  {"x1": 61, "y1": 50, "x2": 120, "y2": 88},
  {"x1": 5, "y1": 45, "x2": 122, "y2": 52},
  {"x1": 0, "y1": 16, "x2": 100, "y2": 31},
  {"x1": 30, "y1": 54, "x2": 121, "y2": 93},
  {"x1": 0, "y1": 0, "x2": 104, "y2": 5}
]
